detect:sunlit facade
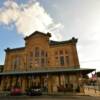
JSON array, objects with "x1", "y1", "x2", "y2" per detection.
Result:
[{"x1": 0, "y1": 31, "x2": 94, "y2": 93}]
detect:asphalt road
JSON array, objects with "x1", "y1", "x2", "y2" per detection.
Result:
[{"x1": 0, "y1": 96, "x2": 100, "y2": 100}]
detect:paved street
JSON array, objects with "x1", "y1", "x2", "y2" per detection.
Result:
[{"x1": 0, "y1": 95, "x2": 100, "y2": 100}]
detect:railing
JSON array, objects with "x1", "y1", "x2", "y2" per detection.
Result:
[
  {"x1": 84, "y1": 85, "x2": 100, "y2": 91},
  {"x1": 0, "y1": 91, "x2": 10, "y2": 96},
  {"x1": 83, "y1": 85, "x2": 100, "y2": 96}
]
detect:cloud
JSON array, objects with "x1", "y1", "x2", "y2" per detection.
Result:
[
  {"x1": 1, "y1": 0, "x2": 100, "y2": 71},
  {"x1": 0, "y1": 0, "x2": 63, "y2": 40}
]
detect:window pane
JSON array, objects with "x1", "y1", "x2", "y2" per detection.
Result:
[
  {"x1": 41, "y1": 50, "x2": 44, "y2": 56},
  {"x1": 66, "y1": 56, "x2": 69, "y2": 66},
  {"x1": 60, "y1": 56, "x2": 64, "y2": 66},
  {"x1": 30, "y1": 52, "x2": 33, "y2": 57},
  {"x1": 35, "y1": 47, "x2": 39, "y2": 57},
  {"x1": 35, "y1": 58, "x2": 39, "y2": 66},
  {"x1": 12, "y1": 56, "x2": 21, "y2": 71},
  {"x1": 41, "y1": 58, "x2": 45, "y2": 66}
]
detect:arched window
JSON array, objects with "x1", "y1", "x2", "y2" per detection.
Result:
[
  {"x1": 31, "y1": 47, "x2": 48, "y2": 67},
  {"x1": 41, "y1": 58, "x2": 45, "y2": 66},
  {"x1": 35, "y1": 47, "x2": 39, "y2": 57},
  {"x1": 30, "y1": 52, "x2": 33, "y2": 57},
  {"x1": 41, "y1": 50, "x2": 44, "y2": 56}
]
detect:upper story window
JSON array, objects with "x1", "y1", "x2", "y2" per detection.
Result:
[
  {"x1": 12, "y1": 56, "x2": 20, "y2": 71},
  {"x1": 34, "y1": 58, "x2": 40, "y2": 67},
  {"x1": 16, "y1": 57, "x2": 20, "y2": 66},
  {"x1": 41, "y1": 50, "x2": 44, "y2": 56},
  {"x1": 35, "y1": 47, "x2": 39, "y2": 57},
  {"x1": 30, "y1": 52, "x2": 33, "y2": 57},
  {"x1": 54, "y1": 49, "x2": 71, "y2": 66},
  {"x1": 59, "y1": 50, "x2": 63, "y2": 55},
  {"x1": 66, "y1": 56, "x2": 70, "y2": 66},
  {"x1": 13, "y1": 60, "x2": 17, "y2": 71},
  {"x1": 41, "y1": 58, "x2": 45, "y2": 66},
  {"x1": 28, "y1": 47, "x2": 48, "y2": 67},
  {"x1": 60, "y1": 56, "x2": 64, "y2": 66}
]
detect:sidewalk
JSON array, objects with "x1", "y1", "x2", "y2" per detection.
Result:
[{"x1": 43, "y1": 92, "x2": 87, "y2": 96}]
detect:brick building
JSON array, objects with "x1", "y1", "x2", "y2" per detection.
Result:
[{"x1": 0, "y1": 31, "x2": 95, "y2": 93}]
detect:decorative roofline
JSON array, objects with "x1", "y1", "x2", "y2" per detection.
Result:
[
  {"x1": 5, "y1": 47, "x2": 25, "y2": 52},
  {"x1": 5, "y1": 31, "x2": 78, "y2": 52},
  {"x1": 24, "y1": 31, "x2": 51, "y2": 40},
  {"x1": 49, "y1": 37, "x2": 78, "y2": 46}
]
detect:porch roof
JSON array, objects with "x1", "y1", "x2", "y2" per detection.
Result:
[{"x1": 0, "y1": 67, "x2": 95, "y2": 76}]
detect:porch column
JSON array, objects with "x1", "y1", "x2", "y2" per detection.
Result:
[
  {"x1": 64, "y1": 74, "x2": 69, "y2": 87},
  {"x1": 0, "y1": 77, "x2": 5, "y2": 91},
  {"x1": 12, "y1": 77, "x2": 16, "y2": 87},
  {"x1": 22, "y1": 76, "x2": 26, "y2": 92},
  {"x1": 58, "y1": 75, "x2": 61, "y2": 86},
  {"x1": 6, "y1": 76, "x2": 10, "y2": 90},
  {"x1": 78, "y1": 73, "x2": 84, "y2": 93},
  {"x1": 52, "y1": 75, "x2": 58, "y2": 92},
  {"x1": 28, "y1": 76, "x2": 32, "y2": 88},
  {"x1": 48, "y1": 75, "x2": 53, "y2": 94},
  {"x1": 25, "y1": 76, "x2": 29, "y2": 89},
  {"x1": 18, "y1": 77, "x2": 22, "y2": 87}
]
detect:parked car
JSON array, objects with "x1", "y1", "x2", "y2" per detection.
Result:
[
  {"x1": 26, "y1": 86, "x2": 42, "y2": 96},
  {"x1": 10, "y1": 86, "x2": 22, "y2": 96}
]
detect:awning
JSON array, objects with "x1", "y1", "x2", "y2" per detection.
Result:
[{"x1": 0, "y1": 67, "x2": 95, "y2": 76}]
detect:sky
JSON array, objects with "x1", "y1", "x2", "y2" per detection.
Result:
[{"x1": 0, "y1": 0, "x2": 100, "y2": 72}]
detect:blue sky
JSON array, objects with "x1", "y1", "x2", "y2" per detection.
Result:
[{"x1": 0, "y1": 0, "x2": 100, "y2": 71}]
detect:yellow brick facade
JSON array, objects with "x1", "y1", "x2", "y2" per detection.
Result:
[{"x1": 0, "y1": 31, "x2": 81, "y2": 93}]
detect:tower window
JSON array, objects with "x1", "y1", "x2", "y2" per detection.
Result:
[
  {"x1": 35, "y1": 47, "x2": 39, "y2": 57},
  {"x1": 41, "y1": 50, "x2": 44, "y2": 56}
]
